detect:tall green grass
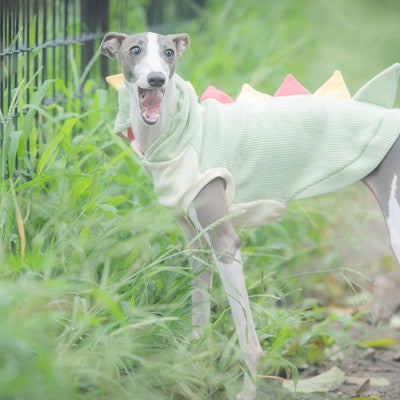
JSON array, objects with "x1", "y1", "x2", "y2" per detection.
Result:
[{"x1": 1, "y1": 0, "x2": 400, "y2": 399}]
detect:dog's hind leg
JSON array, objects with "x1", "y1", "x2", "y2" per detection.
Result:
[
  {"x1": 364, "y1": 135, "x2": 400, "y2": 264},
  {"x1": 187, "y1": 178, "x2": 263, "y2": 400}
]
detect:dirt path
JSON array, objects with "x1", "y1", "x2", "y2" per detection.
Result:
[
  {"x1": 258, "y1": 184, "x2": 400, "y2": 399},
  {"x1": 305, "y1": 184, "x2": 400, "y2": 399}
]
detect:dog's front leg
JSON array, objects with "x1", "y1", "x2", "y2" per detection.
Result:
[
  {"x1": 188, "y1": 178, "x2": 263, "y2": 400},
  {"x1": 177, "y1": 216, "x2": 213, "y2": 340},
  {"x1": 214, "y1": 252, "x2": 264, "y2": 400}
]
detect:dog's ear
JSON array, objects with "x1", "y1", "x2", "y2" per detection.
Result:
[
  {"x1": 101, "y1": 32, "x2": 128, "y2": 59},
  {"x1": 168, "y1": 33, "x2": 190, "y2": 57}
]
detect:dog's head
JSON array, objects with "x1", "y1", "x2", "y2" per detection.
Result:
[{"x1": 101, "y1": 32, "x2": 189, "y2": 125}]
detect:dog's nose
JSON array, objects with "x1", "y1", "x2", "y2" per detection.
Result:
[{"x1": 148, "y1": 72, "x2": 166, "y2": 88}]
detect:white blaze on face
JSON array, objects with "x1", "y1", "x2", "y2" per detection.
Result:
[
  {"x1": 134, "y1": 32, "x2": 169, "y2": 89},
  {"x1": 132, "y1": 33, "x2": 171, "y2": 125},
  {"x1": 387, "y1": 174, "x2": 400, "y2": 263}
]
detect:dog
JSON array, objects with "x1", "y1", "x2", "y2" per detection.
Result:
[{"x1": 101, "y1": 31, "x2": 400, "y2": 399}]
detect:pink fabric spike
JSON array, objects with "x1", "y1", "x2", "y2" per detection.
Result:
[
  {"x1": 274, "y1": 74, "x2": 310, "y2": 96},
  {"x1": 200, "y1": 85, "x2": 234, "y2": 103}
]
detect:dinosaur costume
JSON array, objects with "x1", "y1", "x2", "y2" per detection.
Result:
[{"x1": 111, "y1": 64, "x2": 400, "y2": 228}]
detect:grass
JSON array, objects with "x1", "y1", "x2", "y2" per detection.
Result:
[{"x1": 1, "y1": 0, "x2": 400, "y2": 399}]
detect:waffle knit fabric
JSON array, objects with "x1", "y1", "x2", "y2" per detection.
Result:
[{"x1": 115, "y1": 64, "x2": 400, "y2": 228}]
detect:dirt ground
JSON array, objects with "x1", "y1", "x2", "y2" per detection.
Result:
[
  {"x1": 300, "y1": 184, "x2": 400, "y2": 400},
  {"x1": 296, "y1": 271, "x2": 400, "y2": 400},
  {"x1": 258, "y1": 184, "x2": 400, "y2": 399},
  {"x1": 325, "y1": 270, "x2": 400, "y2": 399}
]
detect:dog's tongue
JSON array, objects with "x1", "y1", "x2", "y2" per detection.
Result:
[{"x1": 140, "y1": 89, "x2": 163, "y2": 124}]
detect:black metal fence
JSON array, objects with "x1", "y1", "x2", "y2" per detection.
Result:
[
  {"x1": 0, "y1": 0, "x2": 204, "y2": 119},
  {"x1": 0, "y1": 0, "x2": 109, "y2": 119}
]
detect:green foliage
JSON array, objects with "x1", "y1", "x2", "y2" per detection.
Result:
[
  {"x1": 1, "y1": 0, "x2": 399, "y2": 398},
  {"x1": 0, "y1": 281, "x2": 77, "y2": 400},
  {"x1": 177, "y1": 0, "x2": 400, "y2": 97}
]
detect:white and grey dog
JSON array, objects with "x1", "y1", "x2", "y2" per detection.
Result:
[{"x1": 101, "y1": 31, "x2": 400, "y2": 399}]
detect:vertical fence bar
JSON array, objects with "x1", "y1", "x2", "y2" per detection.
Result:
[
  {"x1": 99, "y1": 0, "x2": 109, "y2": 79},
  {"x1": 33, "y1": 0, "x2": 39, "y2": 90},
  {"x1": 25, "y1": 0, "x2": 31, "y2": 104},
  {"x1": 0, "y1": 1, "x2": 5, "y2": 115},
  {"x1": 0, "y1": 4, "x2": 2, "y2": 114},
  {"x1": 42, "y1": 0, "x2": 47, "y2": 85},
  {"x1": 6, "y1": 1, "x2": 12, "y2": 113},
  {"x1": 0, "y1": 0, "x2": 4, "y2": 149},
  {"x1": 64, "y1": 0, "x2": 68, "y2": 85},
  {"x1": 52, "y1": 0, "x2": 56, "y2": 100},
  {"x1": 13, "y1": 0, "x2": 19, "y2": 96},
  {"x1": 13, "y1": 0, "x2": 19, "y2": 128}
]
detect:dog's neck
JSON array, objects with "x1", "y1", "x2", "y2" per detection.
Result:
[{"x1": 126, "y1": 76, "x2": 176, "y2": 153}]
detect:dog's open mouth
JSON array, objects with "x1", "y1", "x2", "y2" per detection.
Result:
[{"x1": 138, "y1": 88, "x2": 165, "y2": 125}]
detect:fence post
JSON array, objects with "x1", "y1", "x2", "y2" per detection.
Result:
[{"x1": 81, "y1": 0, "x2": 109, "y2": 81}]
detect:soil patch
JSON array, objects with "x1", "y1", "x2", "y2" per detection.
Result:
[{"x1": 260, "y1": 184, "x2": 400, "y2": 399}]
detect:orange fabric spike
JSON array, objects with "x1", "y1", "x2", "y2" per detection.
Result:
[
  {"x1": 314, "y1": 70, "x2": 351, "y2": 98},
  {"x1": 105, "y1": 73, "x2": 124, "y2": 91},
  {"x1": 236, "y1": 83, "x2": 271, "y2": 103},
  {"x1": 274, "y1": 74, "x2": 310, "y2": 96}
]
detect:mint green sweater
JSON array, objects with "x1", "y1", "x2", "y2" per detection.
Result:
[{"x1": 116, "y1": 64, "x2": 400, "y2": 228}]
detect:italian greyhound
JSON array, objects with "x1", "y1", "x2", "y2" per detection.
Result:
[{"x1": 101, "y1": 31, "x2": 400, "y2": 400}]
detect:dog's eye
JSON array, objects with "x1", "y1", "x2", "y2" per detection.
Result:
[
  {"x1": 130, "y1": 46, "x2": 141, "y2": 56},
  {"x1": 164, "y1": 48, "x2": 174, "y2": 58}
]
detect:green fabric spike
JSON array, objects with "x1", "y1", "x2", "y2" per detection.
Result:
[{"x1": 352, "y1": 63, "x2": 400, "y2": 108}]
